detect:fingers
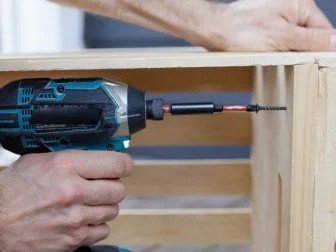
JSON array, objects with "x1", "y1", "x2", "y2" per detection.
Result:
[
  {"x1": 69, "y1": 224, "x2": 110, "y2": 248},
  {"x1": 61, "y1": 205, "x2": 114, "y2": 248},
  {"x1": 83, "y1": 224, "x2": 110, "y2": 246},
  {"x1": 55, "y1": 150, "x2": 133, "y2": 179},
  {"x1": 64, "y1": 204, "x2": 119, "y2": 228},
  {"x1": 76, "y1": 151, "x2": 133, "y2": 179},
  {"x1": 80, "y1": 179, "x2": 126, "y2": 205},
  {"x1": 289, "y1": 25, "x2": 336, "y2": 51},
  {"x1": 306, "y1": 4, "x2": 333, "y2": 29},
  {"x1": 81, "y1": 205, "x2": 120, "y2": 225}
]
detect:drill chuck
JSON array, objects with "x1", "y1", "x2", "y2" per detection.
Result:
[{"x1": 145, "y1": 99, "x2": 164, "y2": 120}]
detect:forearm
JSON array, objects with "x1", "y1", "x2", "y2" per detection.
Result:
[{"x1": 50, "y1": 0, "x2": 219, "y2": 47}]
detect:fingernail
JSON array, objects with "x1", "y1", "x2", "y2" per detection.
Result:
[{"x1": 331, "y1": 34, "x2": 336, "y2": 48}]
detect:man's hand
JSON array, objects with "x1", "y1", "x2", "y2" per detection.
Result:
[
  {"x1": 204, "y1": 0, "x2": 336, "y2": 51},
  {"x1": 0, "y1": 150, "x2": 133, "y2": 251},
  {"x1": 50, "y1": 0, "x2": 335, "y2": 52}
]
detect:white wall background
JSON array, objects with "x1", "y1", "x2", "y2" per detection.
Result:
[
  {"x1": 0, "y1": 0, "x2": 84, "y2": 54},
  {"x1": 0, "y1": 0, "x2": 85, "y2": 166}
]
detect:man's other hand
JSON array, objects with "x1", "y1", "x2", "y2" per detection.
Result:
[{"x1": 0, "y1": 150, "x2": 133, "y2": 251}]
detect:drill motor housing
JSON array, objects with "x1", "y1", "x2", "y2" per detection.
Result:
[{"x1": 0, "y1": 78, "x2": 154, "y2": 155}]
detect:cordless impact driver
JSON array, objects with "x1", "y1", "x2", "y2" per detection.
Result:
[{"x1": 0, "y1": 77, "x2": 286, "y2": 155}]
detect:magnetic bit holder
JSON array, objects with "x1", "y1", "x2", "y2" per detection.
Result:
[{"x1": 164, "y1": 102, "x2": 287, "y2": 115}]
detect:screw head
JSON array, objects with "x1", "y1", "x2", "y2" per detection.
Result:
[
  {"x1": 106, "y1": 144, "x2": 114, "y2": 151},
  {"x1": 57, "y1": 85, "x2": 64, "y2": 93}
]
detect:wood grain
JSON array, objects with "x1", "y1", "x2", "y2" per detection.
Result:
[
  {"x1": 250, "y1": 63, "x2": 336, "y2": 252},
  {"x1": 251, "y1": 65, "x2": 296, "y2": 252},
  {"x1": 309, "y1": 68, "x2": 336, "y2": 251},
  {"x1": 101, "y1": 208, "x2": 251, "y2": 245},
  {"x1": 287, "y1": 64, "x2": 319, "y2": 252},
  {"x1": 124, "y1": 159, "x2": 250, "y2": 196},
  {"x1": 0, "y1": 48, "x2": 321, "y2": 71},
  {"x1": 0, "y1": 66, "x2": 252, "y2": 92},
  {"x1": 132, "y1": 113, "x2": 251, "y2": 146}
]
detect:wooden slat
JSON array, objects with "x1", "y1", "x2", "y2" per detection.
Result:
[
  {"x1": 124, "y1": 159, "x2": 250, "y2": 196},
  {"x1": 0, "y1": 48, "x2": 319, "y2": 71},
  {"x1": 0, "y1": 66, "x2": 252, "y2": 92},
  {"x1": 101, "y1": 208, "x2": 250, "y2": 245},
  {"x1": 251, "y1": 65, "x2": 296, "y2": 252},
  {"x1": 132, "y1": 113, "x2": 250, "y2": 146},
  {"x1": 296, "y1": 67, "x2": 336, "y2": 252}
]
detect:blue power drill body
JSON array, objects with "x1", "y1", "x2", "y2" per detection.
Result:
[{"x1": 0, "y1": 77, "x2": 164, "y2": 155}]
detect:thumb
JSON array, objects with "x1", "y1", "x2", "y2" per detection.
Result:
[
  {"x1": 305, "y1": 4, "x2": 333, "y2": 29},
  {"x1": 289, "y1": 26, "x2": 336, "y2": 51}
]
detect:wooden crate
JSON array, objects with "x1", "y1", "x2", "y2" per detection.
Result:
[{"x1": 0, "y1": 48, "x2": 336, "y2": 251}]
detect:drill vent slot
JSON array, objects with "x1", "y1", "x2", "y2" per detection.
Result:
[
  {"x1": 23, "y1": 136, "x2": 39, "y2": 148},
  {"x1": 23, "y1": 125, "x2": 34, "y2": 130},
  {"x1": 19, "y1": 88, "x2": 33, "y2": 105},
  {"x1": 42, "y1": 137, "x2": 60, "y2": 143},
  {"x1": 21, "y1": 109, "x2": 35, "y2": 131},
  {"x1": 22, "y1": 110, "x2": 32, "y2": 116},
  {"x1": 37, "y1": 93, "x2": 57, "y2": 100}
]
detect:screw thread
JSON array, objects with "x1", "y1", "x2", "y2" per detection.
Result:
[{"x1": 260, "y1": 106, "x2": 287, "y2": 111}]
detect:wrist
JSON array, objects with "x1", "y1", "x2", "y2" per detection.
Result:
[
  {"x1": 193, "y1": 2, "x2": 231, "y2": 51},
  {"x1": 164, "y1": 1, "x2": 221, "y2": 48},
  {"x1": 0, "y1": 172, "x2": 10, "y2": 251},
  {"x1": 162, "y1": 1, "x2": 229, "y2": 50},
  {"x1": 0, "y1": 191, "x2": 8, "y2": 251},
  {"x1": 118, "y1": 0, "x2": 225, "y2": 49}
]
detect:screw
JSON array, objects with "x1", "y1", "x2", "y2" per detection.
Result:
[
  {"x1": 57, "y1": 85, "x2": 64, "y2": 93},
  {"x1": 246, "y1": 104, "x2": 287, "y2": 113},
  {"x1": 106, "y1": 144, "x2": 114, "y2": 151}
]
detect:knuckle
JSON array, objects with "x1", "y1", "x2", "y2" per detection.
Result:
[
  {"x1": 305, "y1": 30, "x2": 315, "y2": 51},
  {"x1": 271, "y1": 21, "x2": 293, "y2": 51},
  {"x1": 69, "y1": 228, "x2": 88, "y2": 247},
  {"x1": 102, "y1": 224, "x2": 111, "y2": 239},
  {"x1": 286, "y1": 26, "x2": 303, "y2": 50},
  {"x1": 123, "y1": 154, "x2": 134, "y2": 176},
  {"x1": 113, "y1": 182, "x2": 126, "y2": 203},
  {"x1": 103, "y1": 205, "x2": 120, "y2": 222},
  {"x1": 56, "y1": 184, "x2": 82, "y2": 206},
  {"x1": 109, "y1": 205, "x2": 120, "y2": 220},
  {"x1": 96, "y1": 205, "x2": 119, "y2": 224},
  {"x1": 67, "y1": 213, "x2": 84, "y2": 229},
  {"x1": 112, "y1": 158, "x2": 125, "y2": 177},
  {"x1": 47, "y1": 153, "x2": 67, "y2": 172},
  {"x1": 112, "y1": 154, "x2": 133, "y2": 177},
  {"x1": 48, "y1": 151, "x2": 80, "y2": 175}
]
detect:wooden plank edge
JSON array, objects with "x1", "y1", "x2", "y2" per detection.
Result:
[
  {"x1": 0, "y1": 50, "x2": 318, "y2": 71},
  {"x1": 133, "y1": 159, "x2": 250, "y2": 166},
  {"x1": 118, "y1": 208, "x2": 252, "y2": 215},
  {"x1": 101, "y1": 208, "x2": 251, "y2": 245},
  {"x1": 124, "y1": 159, "x2": 251, "y2": 196}
]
